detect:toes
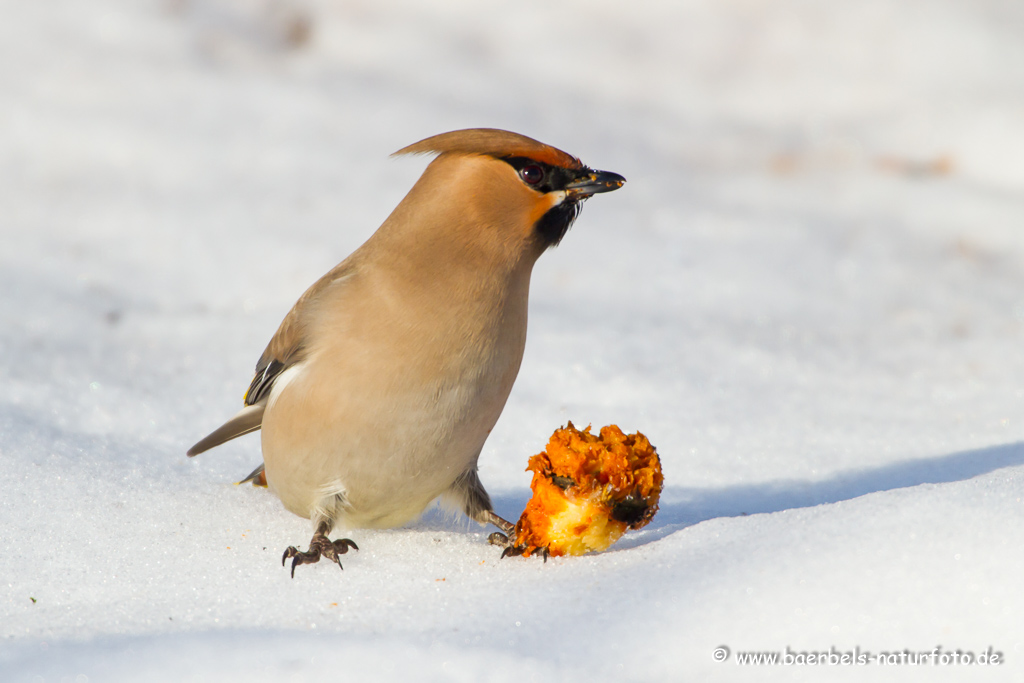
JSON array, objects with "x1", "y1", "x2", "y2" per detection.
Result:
[
  {"x1": 283, "y1": 545, "x2": 321, "y2": 577},
  {"x1": 333, "y1": 538, "x2": 358, "y2": 554},
  {"x1": 500, "y1": 545, "x2": 523, "y2": 559},
  {"x1": 497, "y1": 544, "x2": 548, "y2": 560},
  {"x1": 282, "y1": 537, "x2": 359, "y2": 577},
  {"x1": 487, "y1": 532, "x2": 509, "y2": 546}
]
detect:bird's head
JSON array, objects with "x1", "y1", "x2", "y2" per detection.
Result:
[{"x1": 392, "y1": 129, "x2": 625, "y2": 258}]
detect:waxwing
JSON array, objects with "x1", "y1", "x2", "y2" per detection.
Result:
[{"x1": 188, "y1": 128, "x2": 625, "y2": 576}]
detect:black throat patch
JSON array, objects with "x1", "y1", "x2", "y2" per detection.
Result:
[
  {"x1": 535, "y1": 200, "x2": 583, "y2": 247},
  {"x1": 501, "y1": 156, "x2": 587, "y2": 247}
]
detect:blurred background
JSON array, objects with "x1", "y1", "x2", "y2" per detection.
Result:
[
  {"x1": 6, "y1": 0, "x2": 1024, "y2": 486},
  {"x1": 4, "y1": 0, "x2": 1024, "y2": 678}
]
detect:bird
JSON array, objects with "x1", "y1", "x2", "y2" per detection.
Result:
[{"x1": 187, "y1": 128, "x2": 625, "y2": 577}]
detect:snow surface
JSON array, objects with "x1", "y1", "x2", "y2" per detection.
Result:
[{"x1": 4, "y1": 0, "x2": 1024, "y2": 680}]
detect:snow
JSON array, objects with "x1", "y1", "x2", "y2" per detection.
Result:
[{"x1": 3, "y1": 0, "x2": 1024, "y2": 680}]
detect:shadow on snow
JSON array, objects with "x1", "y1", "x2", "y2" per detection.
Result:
[
  {"x1": 608, "y1": 440, "x2": 1024, "y2": 550},
  {"x1": 418, "y1": 441, "x2": 1024, "y2": 543}
]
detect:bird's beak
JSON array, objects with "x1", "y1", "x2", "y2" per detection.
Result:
[{"x1": 565, "y1": 169, "x2": 626, "y2": 199}]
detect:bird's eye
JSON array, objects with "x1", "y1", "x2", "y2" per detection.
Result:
[{"x1": 520, "y1": 165, "x2": 544, "y2": 185}]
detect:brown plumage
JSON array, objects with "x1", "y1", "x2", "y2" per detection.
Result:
[
  {"x1": 394, "y1": 128, "x2": 584, "y2": 170},
  {"x1": 187, "y1": 129, "x2": 625, "y2": 576}
]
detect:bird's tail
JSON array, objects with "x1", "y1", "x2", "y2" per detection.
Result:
[
  {"x1": 236, "y1": 462, "x2": 267, "y2": 487},
  {"x1": 187, "y1": 404, "x2": 265, "y2": 457}
]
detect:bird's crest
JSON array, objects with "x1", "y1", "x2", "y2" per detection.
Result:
[{"x1": 393, "y1": 128, "x2": 583, "y2": 170}]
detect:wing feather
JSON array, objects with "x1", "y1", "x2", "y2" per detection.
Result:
[{"x1": 186, "y1": 404, "x2": 265, "y2": 456}]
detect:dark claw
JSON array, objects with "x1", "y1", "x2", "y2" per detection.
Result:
[
  {"x1": 500, "y1": 544, "x2": 526, "y2": 559},
  {"x1": 492, "y1": 529, "x2": 543, "y2": 561},
  {"x1": 498, "y1": 544, "x2": 550, "y2": 561},
  {"x1": 282, "y1": 545, "x2": 320, "y2": 578},
  {"x1": 281, "y1": 530, "x2": 358, "y2": 578},
  {"x1": 334, "y1": 538, "x2": 358, "y2": 553}
]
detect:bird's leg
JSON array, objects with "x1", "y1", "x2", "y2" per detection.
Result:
[
  {"x1": 479, "y1": 509, "x2": 515, "y2": 535},
  {"x1": 281, "y1": 520, "x2": 358, "y2": 578},
  {"x1": 446, "y1": 467, "x2": 535, "y2": 558},
  {"x1": 470, "y1": 500, "x2": 546, "y2": 561},
  {"x1": 481, "y1": 510, "x2": 517, "y2": 547},
  {"x1": 481, "y1": 510, "x2": 549, "y2": 562},
  {"x1": 447, "y1": 468, "x2": 517, "y2": 542}
]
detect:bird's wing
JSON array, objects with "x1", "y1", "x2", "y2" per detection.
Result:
[
  {"x1": 187, "y1": 260, "x2": 357, "y2": 458},
  {"x1": 186, "y1": 403, "x2": 265, "y2": 456},
  {"x1": 244, "y1": 258, "x2": 359, "y2": 404},
  {"x1": 244, "y1": 357, "x2": 286, "y2": 406}
]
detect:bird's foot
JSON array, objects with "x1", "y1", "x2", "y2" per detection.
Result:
[
  {"x1": 282, "y1": 533, "x2": 358, "y2": 578},
  {"x1": 488, "y1": 531, "x2": 511, "y2": 546},
  {"x1": 487, "y1": 530, "x2": 550, "y2": 562},
  {"x1": 499, "y1": 542, "x2": 550, "y2": 562},
  {"x1": 478, "y1": 511, "x2": 548, "y2": 561}
]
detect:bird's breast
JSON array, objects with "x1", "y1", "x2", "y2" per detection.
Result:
[{"x1": 261, "y1": 266, "x2": 532, "y2": 524}]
